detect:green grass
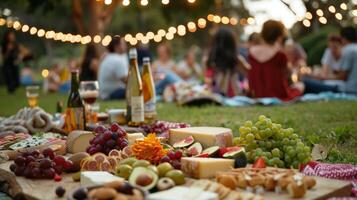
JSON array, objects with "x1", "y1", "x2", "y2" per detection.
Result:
[{"x1": 1, "y1": 87, "x2": 357, "y2": 164}]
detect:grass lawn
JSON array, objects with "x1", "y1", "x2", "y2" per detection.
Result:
[{"x1": 1, "y1": 87, "x2": 357, "y2": 164}]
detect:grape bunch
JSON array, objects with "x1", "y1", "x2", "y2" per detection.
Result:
[
  {"x1": 87, "y1": 123, "x2": 128, "y2": 155},
  {"x1": 160, "y1": 150, "x2": 183, "y2": 170},
  {"x1": 234, "y1": 115, "x2": 311, "y2": 169},
  {"x1": 9, "y1": 148, "x2": 73, "y2": 179},
  {"x1": 141, "y1": 121, "x2": 189, "y2": 138}
]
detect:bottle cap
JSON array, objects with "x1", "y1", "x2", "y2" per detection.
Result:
[
  {"x1": 129, "y1": 48, "x2": 137, "y2": 59},
  {"x1": 143, "y1": 57, "x2": 150, "y2": 63}
]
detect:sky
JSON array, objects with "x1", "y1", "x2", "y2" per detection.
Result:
[{"x1": 243, "y1": 0, "x2": 306, "y2": 35}]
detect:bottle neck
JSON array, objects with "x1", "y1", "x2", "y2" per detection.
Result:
[{"x1": 71, "y1": 72, "x2": 79, "y2": 91}]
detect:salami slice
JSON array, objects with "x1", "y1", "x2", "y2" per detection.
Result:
[
  {"x1": 100, "y1": 160, "x2": 112, "y2": 172},
  {"x1": 107, "y1": 157, "x2": 118, "y2": 169},
  {"x1": 108, "y1": 149, "x2": 121, "y2": 157},
  {"x1": 93, "y1": 153, "x2": 107, "y2": 164},
  {"x1": 87, "y1": 159, "x2": 99, "y2": 171}
]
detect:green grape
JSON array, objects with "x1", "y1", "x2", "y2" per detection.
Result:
[
  {"x1": 291, "y1": 133, "x2": 299, "y2": 139},
  {"x1": 261, "y1": 156, "x2": 269, "y2": 163},
  {"x1": 258, "y1": 141, "x2": 266, "y2": 148},
  {"x1": 258, "y1": 115, "x2": 266, "y2": 122},
  {"x1": 292, "y1": 161, "x2": 299, "y2": 169},
  {"x1": 277, "y1": 160, "x2": 285, "y2": 168},
  {"x1": 265, "y1": 152, "x2": 272, "y2": 158},
  {"x1": 266, "y1": 141, "x2": 272, "y2": 149},
  {"x1": 246, "y1": 133, "x2": 255, "y2": 142},
  {"x1": 233, "y1": 137, "x2": 240, "y2": 145},
  {"x1": 271, "y1": 148, "x2": 280, "y2": 157},
  {"x1": 297, "y1": 153, "x2": 306, "y2": 161},
  {"x1": 304, "y1": 146, "x2": 311, "y2": 153},
  {"x1": 266, "y1": 119, "x2": 273, "y2": 128},
  {"x1": 239, "y1": 126, "x2": 251, "y2": 135},
  {"x1": 286, "y1": 128, "x2": 294, "y2": 134},
  {"x1": 251, "y1": 126, "x2": 258, "y2": 133},
  {"x1": 270, "y1": 157, "x2": 280, "y2": 166},
  {"x1": 284, "y1": 155, "x2": 292, "y2": 164},
  {"x1": 244, "y1": 121, "x2": 253, "y2": 127},
  {"x1": 296, "y1": 146, "x2": 304, "y2": 153},
  {"x1": 282, "y1": 138, "x2": 289, "y2": 145},
  {"x1": 289, "y1": 140, "x2": 296, "y2": 146},
  {"x1": 287, "y1": 149, "x2": 296, "y2": 157},
  {"x1": 297, "y1": 142, "x2": 304, "y2": 148},
  {"x1": 274, "y1": 131, "x2": 284, "y2": 140}
]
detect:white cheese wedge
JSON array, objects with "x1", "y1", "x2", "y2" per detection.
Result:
[
  {"x1": 67, "y1": 131, "x2": 94, "y2": 153},
  {"x1": 127, "y1": 133, "x2": 145, "y2": 145},
  {"x1": 169, "y1": 127, "x2": 233, "y2": 148},
  {"x1": 148, "y1": 186, "x2": 218, "y2": 200},
  {"x1": 80, "y1": 171, "x2": 123, "y2": 186},
  {"x1": 181, "y1": 157, "x2": 234, "y2": 179}
]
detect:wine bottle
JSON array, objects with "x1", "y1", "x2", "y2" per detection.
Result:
[
  {"x1": 141, "y1": 57, "x2": 157, "y2": 122},
  {"x1": 125, "y1": 48, "x2": 144, "y2": 126},
  {"x1": 64, "y1": 70, "x2": 86, "y2": 132}
]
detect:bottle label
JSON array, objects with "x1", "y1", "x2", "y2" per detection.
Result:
[
  {"x1": 131, "y1": 96, "x2": 144, "y2": 122},
  {"x1": 144, "y1": 99, "x2": 156, "y2": 114},
  {"x1": 64, "y1": 107, "x2": 85, "y2": 132}
]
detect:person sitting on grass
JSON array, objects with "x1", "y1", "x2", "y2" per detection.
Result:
[
  {"x1": 205, "y1": 27, "x2": 250, "y2": 97},
  {"x1": 302, "y1": 26, "x2": 357, "y2": 94},
  {"x1": 247, "y1": 20, "x2": 303, "y2": 101}
]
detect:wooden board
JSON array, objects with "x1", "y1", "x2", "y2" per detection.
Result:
[
  {"x1": 0, "y1": 160, "x2": 353, "y2": 200},
  {"x1": 0, "y1": 161, "x2": 80, "y2": 200}
]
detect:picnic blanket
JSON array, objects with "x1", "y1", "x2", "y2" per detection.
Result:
[{"x1": 223, "y1": 92, "x2": 357, "y2": 107}]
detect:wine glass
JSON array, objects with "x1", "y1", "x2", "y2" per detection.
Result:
[
  {"x1": 79, "y1": 81, "x2": 99, "y2": 124},
  {"x1": 26, "y1": 85, "x2": 40, "y2": 108}
]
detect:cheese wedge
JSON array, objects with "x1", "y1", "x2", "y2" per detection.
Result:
[
  {"x1": 169, "y1": 127, "x2": 233, "y2": 148},
  {"x1": 67, "y1": 131, "x2": 94, "y2": 153},
  {"x1": 181, "y1": 157, "x2": 234, "y2": 179},
  {"x1": 80, "y1": 171, "x2": 123, "y2": 186},
  {"x1": 127, "y1": 133, "x2": 145, "y2": 145}
]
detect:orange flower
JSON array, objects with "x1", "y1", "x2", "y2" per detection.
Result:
[{"x1": 131, "y1": 133, "x2": 168, "y2": 165}]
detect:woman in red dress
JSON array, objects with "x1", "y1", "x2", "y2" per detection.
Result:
[{"x1": 248, "y1": 20, "x2": 303, "y2": 101}]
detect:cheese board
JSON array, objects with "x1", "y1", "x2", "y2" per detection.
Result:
[{"x1": 0, "y1": 160, "x2": 352, "y2": 200}]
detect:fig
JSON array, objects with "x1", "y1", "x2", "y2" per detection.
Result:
[
  {"x1": 187, "y1": 142, "x2": 203, "y2": 156},
  {"x1": 173, "y1": 136, "x2": 194, "y2": 148}
]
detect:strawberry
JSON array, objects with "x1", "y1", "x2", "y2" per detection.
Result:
[{"x1": 253, "y1": 157, "x2": 266, "y2": 168}]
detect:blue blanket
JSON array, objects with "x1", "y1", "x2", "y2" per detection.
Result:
[{"x1": 223, "y1": 92, "x2": 357, "y2": 106}]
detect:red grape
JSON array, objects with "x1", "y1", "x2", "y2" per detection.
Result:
[
  {"x1": 160, "y1": 156, "x2": 170, "y2": 163},
  {"x1": 40, "y1": 158, "x2": 52, "y2": 169},
  {"x1": 118, "y1": 131, "x2": 126, "y2": 138},
  {"x1": 106, "y1": 139, "x2": 116, "y2": 148},
  {"x1": 110, "y1": 123, "x2": 120, "y2": 132},
  {"x1": 175, "y1": 151, "x2": 183, "y2": 159},
  {"x1": 119, "y1": 140, "x2": 128, "y2": 149},
  {"x1": 15, "y1": 156, "x2": 26, "y2": 166},
  {"x1": 172, "y1": 160, "x2": 181, "y2": 170},
  {"x1": 111, "y1": 132, "x2": 119, "y2": 140},
  {"x1": 116, "y1": 138, "x2": 124, "y2": 145},
  {"x1": 63, "y1": 160, "x2": 73, "y2": 170},
  {"x1": 42, "y1": 148, "x2": 55, "y2": 159},
  {"x1": 87, "y1": 147, "x2": 97, "y2": 155},
  {"x1": 32, "y1": 167, "x2": 41, "y2": 179},
  {"x1": 94, "y1": 125, "x2": 106, "y2": 134},
  {"x1": 24, "y1": 167, "x2": 33, "y2": 178},
  {"x1": 54, "y1": 165, "x2": 63, "y2": 175},
  {"x1": 167, "y1": 151, "x2": 176, "y2": 160},
  {"x1": 53, "y1": 156, "x2": 66, "y2": 166},
  {"x1": 95, "y1": 144, "x2": 103, "y2": 152},
  {"x1": 9, "y1": 163, "x2": 17, "y2": 172},
  {"x1": 26, "y1": 156, "x2": 36, "y2": 164},
  {"x1": 14, "y1": 166, "x2": 25, "y2": 176},
  {"x1": 89, "y1": 137, "x2": 95, "y2": 145},
  {"x1": 44, "y1": 168, "x2": 56, "y2": 179},
  {"x1": 103, "y1": 131, "x2": 112, "y2": 140}
]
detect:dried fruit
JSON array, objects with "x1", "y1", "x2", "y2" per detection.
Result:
[{"x1": 131, "y1": 134, "x2": 168, "y2": 165}]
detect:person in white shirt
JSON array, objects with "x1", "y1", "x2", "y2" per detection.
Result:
[
  {"x1": 175, "y1": 49, "x2": 202, "y2": 83},
  {"x1": 98, "y1": 36, "x2": 128, "y2": 100}
]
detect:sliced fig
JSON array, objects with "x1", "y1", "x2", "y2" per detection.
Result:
[
  {"x1": 219, "y1": 146, "x2": 243, "y2": 158},
  {"x1": 223, "y1": 147, "x2": 245, "y2": 158},
  {"x1": 195, "y1": 153, "x2": 210, "y2": 158},
  {"x1": 187, "y1": 142, "x2": 203, "y2": 156},
  {"x1": 173, "y1": 136, "x2": 194, "y2": 148},
  {"x1": 108, "y1": 149, "x2": 121, "y2": 157},
  {"x1": 202, "y1": 146, "x2": 220, "y2": 157}
]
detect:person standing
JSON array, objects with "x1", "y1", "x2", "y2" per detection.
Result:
[
  {"x1": 98, "y1": 36, "x2": 129, "y2": 100},
  {"x1": 1, "y1": 31, "x2": 21, "y2": 93}
]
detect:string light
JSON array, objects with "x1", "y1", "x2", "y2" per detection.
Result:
[
  {"x1": 352, "y1": 10, "x2": 357, "y2": 17},
  {"x1": 340, "y1": 3, "x2": 347, "y2": 10},
  {"x1": 316, "y1": 9, "x2": 324, "y2": 17},
  {"x1": 319, "y1": 17, "x2": 327, "y2": 24},
  {"x1": 328, "y1": 6, "x2": 336, "y2": 13},
  {"x1": 93, "y1": 35, "x2": 101, "y2": 43},
  {"x1": 122, "y1": 0, "x2": 130, "y2": 6},
  {"x1": 247, "y1": 17, "x2": 255, "y2": 25},
  {"x1": 197, "y1": 18, "x2": 206, "y2": 28},
  {"x1": 141, "y1": 0, "x2": 148, "y2": 6},
  {"x1": 188, "y1": 0, "x2": 196, "y2": 3},
  {"x1": 104, "y1": 0, "x2": 112, "y2": 5},
  {"x1": 305, "y1": 12, "x2": 313, "y2": 20},
  {"x1": 302, "y1": 19, "x2": 311, "y2": 27},
  {"x1": 21, "y1": 25, "x2": 29, "y2": 32},
  {"x1": 335, "y1": 13, "x2": 343, "y2": 20},
  {"x1": 162, "y1": 0, "x2": 169, "y2": 5},
  {"x1": 2, "y1": 13, "x2": 244, "y2": 45}
]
